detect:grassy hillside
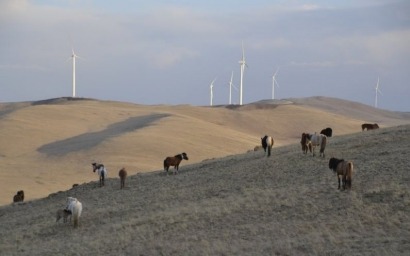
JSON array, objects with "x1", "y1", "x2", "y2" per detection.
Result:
[
  {"x1": 0, "y1": 125, "x2": 409, "y2": 255},
  {"x1": 1, "y1": 97, "x2": 409, "y2": 206}
]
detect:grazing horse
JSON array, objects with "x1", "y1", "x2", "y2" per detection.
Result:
[
  {"x1": 118, "y1": 168, "x2": 127, "y2": 189},
  {"x1": 56, "y1": 209, "x2": 72, "y2": 223},
  {"x1": 261, "y1": 135, "x2": 274, "y2": 157},
  {"x1": 320, "y1": 127, "x2": 333, "y2": 137},
  {"x1": 13, "y1": 190, "x2": 24, "y2": 203},
  {"x1": 164, "y1": 152, "x2": 189, "y2": 175},
  {"x1": 328, "y1": 157, "x2": 353, "y2": 190},
  {"x1": 362, "y1": 123, "x2": 379, "y2": 131},
  {"x1": 300, "y1": 133, "x2": 312, "y2": 155},
  {"x1": 304, "y1": 133, "x2": 327, "y2": 157},
  {"x1": 92, "y1": 162, "x2": 107, "y2": 187},
  {"x1": 66, "y1": 197, "x2": 83, "y2": 228}
]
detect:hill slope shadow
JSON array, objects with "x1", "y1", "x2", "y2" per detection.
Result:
[{"x1": 37, "y1": 113, "x2": 170, "y2": 156}]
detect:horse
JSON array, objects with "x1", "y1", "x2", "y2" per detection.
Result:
[
  {"x1": 118, "y1": 167, "x2": 127, "y2": 189},
  {"x1": 66, "y1": 197, "x2": 82, "y2": 228},
  {"x1": 300, "y1": 133, "x2": 312, "y2": 155},
  {"x1": 328, "y1": 157, "x2": 353, "y2": 190},
  {"x1": 163, "y1": 152, "x2": 189, "y2": 175},
  {"x1": 362, "y1": 123, "x2": 379, "y2": 131},
  {"x1": 304, "y1": 133, "x2": 327, "y2": 157},
  {"x1": 13, "y1": 190, "x2": 24, "y2": 203},
  {"x1": 56, "y1": 209, "x2": 72, "y2": 223},
  {"x1": 92, "y1": 162, "x2": 107, "y2": 187},
  {"x1": 261, "y1": 135, "x2": 274, "y2": 157},
  {"x1": 320, "y1": 127, "x2": 333, "y2": 137}
]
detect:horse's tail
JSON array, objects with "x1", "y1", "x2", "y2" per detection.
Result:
[{"x1": 346, "y1": 162, "x2": 353, "y2": 188}]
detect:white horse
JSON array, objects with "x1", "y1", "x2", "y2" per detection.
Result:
[
  {"x1": 92, "y1": 162, "x2": 108, "y2": 187},
  {"x1": 66, "y1": 197, "x2": 83, "y2": 228},
  {"x1": 306, "y1": 133, "x2": 327, "y2": 157}
]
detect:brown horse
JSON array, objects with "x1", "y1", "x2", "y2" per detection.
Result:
[
  {"x1": 362, "y1": 123, "x2": 379, "y2": 131},
  {"x1": 118, "y1": 168, "x2": 127, "y2": 189},
  {"x1": 261, "y1": 135, "x2": 274, "y2": 157},
  {"x1": 328, "y1": 157, "x2": 353, "y2": 190},
  {"x1": 13, "y1": 190, "x2": 24, "y2": 203},
  {"x1": 164, "y1": 152, "x2": 189, "y2": 175},
  {"x1": 300, "y1": 133, "x2": 312, "y2": 155}
]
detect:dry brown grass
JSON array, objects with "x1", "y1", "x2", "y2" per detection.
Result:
[
  {"x1": 1, "y1": 96, "x2": 409, "y2": 207},
  {"x1": 0, "y1": 124, "x2": 409, "y2": 255},
  {"x1": 0, "y1": 96, "x2": 409, "y2": 255}
]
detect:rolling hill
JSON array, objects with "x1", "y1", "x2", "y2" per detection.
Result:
[{"x1": 0, "y1": 96, "x2": 409, "y2": 206}]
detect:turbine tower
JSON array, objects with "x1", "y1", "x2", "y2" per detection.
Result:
[
  {"x1": 374, "y1": 77, "x2": 382, "y2": 108},
  {"x1": 228, "y1": 71, "x2": 237, "y2": 105},
  {"x1": 210, "y1": 78, "x2": 216, "y2": 106},
  {"x1": 70, "y1": 48, "x2": 81, "y2": 98},
  {"x1": 272, "y1": 68, "x2": 280, "y2": 100},
  {"x1": 238, "y1": 41, "x2": 247, "y2": 105}
]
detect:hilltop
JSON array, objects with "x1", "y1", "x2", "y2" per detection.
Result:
[{"x1": 0, "y1": 96, "x2": 409, "y2": 206}]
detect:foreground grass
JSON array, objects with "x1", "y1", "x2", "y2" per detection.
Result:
[{"x1": 0, "y1": 125, "x2": 409, "y2": 255}]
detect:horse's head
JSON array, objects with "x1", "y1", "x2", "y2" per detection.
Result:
[
  {"x1": 261, "y1": 136, "x2": 268, "y2": 150},
  {"x1": 181, "y1": 152, "x2": 189, "y2": 160},
  {"x1": 92, "y1": 163, "x2": 97, "y2": 172},
  {"x1": 301, "y1": 133, "x2": 307, "y2": 151},
  {"x1": 328, "y1": 157, "x2": 337, "y2": 170}
]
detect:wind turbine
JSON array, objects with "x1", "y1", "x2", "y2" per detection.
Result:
[
  {"x1": 238, "y1": 41, "x2": 247, "y2": 105},
  {"x1": 210, "y1": 77, "x2": 216, "y2": 106},
  {"x1": 228, "y1": 71, "x2": 238, "y2": 105},
  {"x1": 69, "y1": 48, "x2": 82, "y2": 98},
  {"x1": 374, "y1": 77, "x2": 382, "y2": 108},
  {"x1": 272, "y1": 68, "x2": 280, "y2": 100}
]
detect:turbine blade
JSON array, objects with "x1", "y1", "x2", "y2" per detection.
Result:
[
  {"x1": 273, "y1": 67, "x2": 279, "y2": 77},
  {"x1": 274, "y1": 78, "x2": 280, "y2": 88}
]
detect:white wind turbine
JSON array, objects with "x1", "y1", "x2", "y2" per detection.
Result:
[
  {"x1": 210, "y1": 77, "x2": 216, "y2": 106},
  {"x1": 272, "y1": 68, "x2": 280, "y2": 100},
  {"x1": 238, "y1": 41, "x2": 247, "y2": 105},
  {"x1": 374, "y1": 77, "x2": 382, "y2": 108},
  {"x1": 228, "y1": 71, "x2": 238, "y2": 105},
  {"x1": 69, "y1": 48, "x2": 82, "y2": 98}
]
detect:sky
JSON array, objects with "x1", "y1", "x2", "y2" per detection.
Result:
[{"x1": 1, "y1": 0, "x2": 409, "y2": 111}]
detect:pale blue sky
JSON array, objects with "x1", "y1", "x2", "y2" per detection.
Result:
[{"x1": 1, "y1": 0, "x2": 409, "y2": 111}]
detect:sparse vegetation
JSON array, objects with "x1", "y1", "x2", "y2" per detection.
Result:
[{"x1": 0, "y1": 125, "x2": 409, "y2": 255}]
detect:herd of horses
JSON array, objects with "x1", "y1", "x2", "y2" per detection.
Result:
[
  {"x1": 13, "y1": 122, "x2": 378, "y2": 228},
  {"x1": 262, "y1": 123, "x2": 377, "y2": 191}
]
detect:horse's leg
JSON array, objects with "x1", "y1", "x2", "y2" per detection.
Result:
[
  {"x1": 338, "y1": 176, "x2": 341, "y2": 189},
  {"x1": 342, "y1": 175, "x2": 347, "y2": 190}
]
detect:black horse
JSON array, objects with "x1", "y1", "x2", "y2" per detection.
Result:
[{"x1": 320, "y1": 127, "x2": 333, "y2": 137}]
